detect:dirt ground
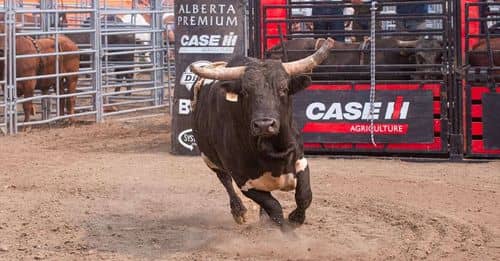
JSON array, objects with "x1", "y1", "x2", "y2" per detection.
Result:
[{"x1": 0, "y1": 116, "x2": 499, "y2": 260}]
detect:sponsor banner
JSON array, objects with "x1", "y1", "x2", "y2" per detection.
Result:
[
  {"x1": 482, "y1": 93, "x2": 500, "y2": 149},
  {"x1": 293, "y1": 90, "x2": 435, "y2": 143},
  {"x1": 172, "y1": 0, "x2": 245, "y2": 155}
]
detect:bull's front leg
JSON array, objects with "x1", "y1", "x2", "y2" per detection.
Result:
[
  {"x1": 241, "y1": 189, "x2": 292, "y2": 232},
  {"x1": 214, "y1": 170, "x2": 247, "y2": 224},
  {"x1": 288, "y1": 158, "x2": 312, "y2": 225}
]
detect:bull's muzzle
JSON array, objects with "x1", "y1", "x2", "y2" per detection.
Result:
[{"x1": 251, "y1": 118, "x2": 279, "y2": 137}]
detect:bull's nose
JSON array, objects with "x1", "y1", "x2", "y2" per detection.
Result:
[{"x1": 251, "y1": 118, "x2": 279, "y2": 136}]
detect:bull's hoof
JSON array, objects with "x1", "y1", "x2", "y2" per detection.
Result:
[
  {"x1": 230, "y1": 203, "x2": 247, "y2": 225},
  {"x1": 231, "y1": 209, "x2": 247, "y2": 224},
  {"x1": 288, "y1": 209, "x2": 306, "y2": 225},
  {"x1": 259, "y1": 207, "x2": 271, "y2": 223}
]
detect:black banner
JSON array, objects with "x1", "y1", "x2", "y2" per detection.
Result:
[
  {"x1": 293, "y1": 90, "x2": 435, "y2": 143},
  {"x1": 171, "y1": 0, "x2": 246, "y2": 155},
  {"x1": 483, "y1": 93, "x2": 500, "y2": 149}
]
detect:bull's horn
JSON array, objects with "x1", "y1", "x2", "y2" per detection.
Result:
[
  {"x1": 190, "y1": 62, "x2": 246, "y2": 80},
  {"x1": 397, "y1": 40, "x2": 418, "y2": 48},
  {"x1": 282, "y1": 37, "x2": 335, "y2": 75}
]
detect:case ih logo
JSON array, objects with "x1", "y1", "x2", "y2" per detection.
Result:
[
  {"x1": 306, "y1": 96, "x2": 410, "y2": 121},
  {"x1": 178, "y1": 33, "x2": 238, "y2": 54},
  {"x1": 293, "y1": 90, "x2": 435, "y2": 143}
]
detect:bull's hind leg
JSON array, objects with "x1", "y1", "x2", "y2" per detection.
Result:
[
  {"x1": 288, "y1": 158, "x2": 312, "y2": 225},
  {"x1": 19, "y1": 80, "x2": 36, "y2": 123},
  {"x1": 214, "y1": 170, "x2": 248, "y2": 224},
  {"x1": 63, "y1": 76, "x2": 78, "y2": 117}
]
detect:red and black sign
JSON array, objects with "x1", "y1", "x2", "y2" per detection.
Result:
[
  {"x1": 293, "y1": 90, "x2": 435, "y2": 144},
  {"x1": 482, "y1": 93, "x2": 500, "y2": 150}
]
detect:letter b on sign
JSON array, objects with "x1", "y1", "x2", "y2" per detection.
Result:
[{"x1": 179, "y1": 99, "x2": 192, "y2": 115}]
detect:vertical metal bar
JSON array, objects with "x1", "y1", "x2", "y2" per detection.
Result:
[
  {"x1": 153, "y1": 0, "x2": 162, "y2": 106},
  {"x1": 450, "y1": 0, "x2": 464, "y2": 160},
  {"x1": 55, "y1": 3, "x2": 61, "y2": 118},
  {"x1": 164, "y1": 2, "x2": 173, "y2": 116},
  {"x1": 7, "y1": 0, "x2": 18, "y2": 134},
  {"x1": 2, "y1": 5, "x2": 7, "y2": 133},
  {"x1": 369, "y1": 1, "x2": 377, "y2": 146},
  {"x1": 94, "y1": 0, "x2": 103, "y2": 122},
  {"x1": 278, "y1": 25, "x2": 288, "y2": 62}
]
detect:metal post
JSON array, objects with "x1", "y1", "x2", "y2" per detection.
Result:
[
  {"x1": 368, "y1": 1, "x2": 377, "y2": 146},
  {"x1": 153, "y1": 0, "x2": 163, "y2": 106},
  {"x1": 93, "y1": 0, "x2": 103, "y2": 122},
  {"x1": 449, "y1": 0, "x2": 464, "y2": 160},
  {"x1": 6, "y1": 0, "x2": 17, "y2": 134}
]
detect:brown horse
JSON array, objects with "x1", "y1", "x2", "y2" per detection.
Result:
[{"x1": 0, "y1": 24, "x2": 80, "y2": 122}]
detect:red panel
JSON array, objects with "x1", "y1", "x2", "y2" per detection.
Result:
[
  {"x1": 307, "y1": 84, "x2": 352, "y2": 91},
  {"x1": 434, "y1": 119, "x2": 441, "y2": 134},
  {"x1": 471, "y1": 104, "x2": 483, "y2": 118},
  {"x1": 355, "y1": 143, "x2": 385, "y2": 150},
  {"x1": 354, "y1": 84, "x2": 420, "y2": 91},
  {"x1": 261, "y1": 0, "x2": 287, "y2": 52},
  {"x1": 471, "y1": 86, "x2": 489, "y2": 101},
  {"x1": 462, "y1": 0, "x2": 480, "y2": 62},
  {"x1": 303, "y1": 122, "x2": 409, "y2": 135},
  {"x1": 324, "y1": 143, "x2": 354, "y2": 149},
  {"x1": 304, "y1": 143, "x2": 322, "y2": 149},
  {"x1": 471, "y1": 122, "x2": 483, "y2": 136},
  {"x1": 303, "y1": 143, "x2": 354, "y2": 149},
  {"x1": 422, "y1": 84, "x2": 441, "y2": 97},
  {"x1": 433, "y1": 101, "x2": 441, "y2": 115},
  {"x1": 471, "y1": 140, "x2": 500, "y2": 154},
  {"x1": 386, "y1": 138, "x2": 442, "y2": 151}
]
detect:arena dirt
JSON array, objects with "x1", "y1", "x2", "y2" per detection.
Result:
[{"x1": 0, "y1": 116, "x2": 499, "y2": 260}]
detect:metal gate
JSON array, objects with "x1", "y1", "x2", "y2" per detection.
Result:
[
  {"x1": 0, "y1": 0, "x2": 173, "y2": 135},
  {"x1": 463, "y1": 0, "x2": 500, "y2": 158},
  {"x1": 252, "y1": 0, "x2": 455, "y2": 156}
]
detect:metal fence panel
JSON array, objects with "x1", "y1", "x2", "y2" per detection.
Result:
[
  {"x1": 0, "y1": 2, "x2": 6, "y2": 134},
  {"x1": 0, "y1": 0, "x2": 173, "y2": 134}
]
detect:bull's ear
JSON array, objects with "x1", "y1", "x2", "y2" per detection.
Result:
[{"x1": 289, "y1": 75, "x2": 311, "y2": 95}]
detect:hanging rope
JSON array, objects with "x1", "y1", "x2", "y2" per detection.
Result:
[{"x1": 369, "y1": 1, "x2": 377, "y2": 146}]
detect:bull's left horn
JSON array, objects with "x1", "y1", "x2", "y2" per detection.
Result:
[
  {"x1": 190, "y1": 62, "x2": 246, "y2": 80},
  {"x1": 282, "y1": 37, "x2": 335, "y2": 76},
  {"x1": 397, "y1": 40, "x2": 418, "y2": 48}
]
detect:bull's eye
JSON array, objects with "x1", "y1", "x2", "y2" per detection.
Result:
[
  {"x1": 279, "y1": 80, "x2": 288, "y2": 96},
  {"x1": 416, "y1": 55, "x2": 425, "y2": 65}
]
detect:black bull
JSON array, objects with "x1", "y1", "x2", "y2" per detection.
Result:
[
  {"x1": 190, "y1": 38, "x2": 335, "y2": 232},
  {"x1": 266, "y1": 37, "x2": 443, "y2": 80}
]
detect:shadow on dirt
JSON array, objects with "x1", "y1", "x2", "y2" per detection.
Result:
[{"x1": 82, "y1": 211, "x2": 237, "y2": 258}]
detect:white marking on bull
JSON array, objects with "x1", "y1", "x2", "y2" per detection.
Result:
[
  {"x1": 201, "y1": 153, "x2": 220, "y2": 170},
  {"x1": 295, "y1": 158, "x2": 308, "y2": 173},
  {"x1": 241, "y1": 172, "x2": 297, "y2": 192}
]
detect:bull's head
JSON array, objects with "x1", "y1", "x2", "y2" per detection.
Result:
[
  {"x1": 398, "y1": 38, "x2": 443, "y2": 80},
  {"x1": 191, "y1": 38, "x2": 335, "y2": 138}
]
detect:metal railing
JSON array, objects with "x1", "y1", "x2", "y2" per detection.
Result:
[
  {"x1": 465, "y1": 1, "x2": 500, "y2": 86},
  {"x1": 0, "y1": 0, "x2": 173, "y2": 134},
  {"x1": 261, "y1": 0, "x2": 451, "y2": 83}
]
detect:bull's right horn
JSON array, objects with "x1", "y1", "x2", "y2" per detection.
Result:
[
  {"x1": 190, "y1": 62, "x2": 246, "y2": 81},
  {"x1": 282, "y1": 37, "x2": 335, "y2": 75},
  {"x1": 397, "y1": 40, "x2": 418, "y2": 48}
]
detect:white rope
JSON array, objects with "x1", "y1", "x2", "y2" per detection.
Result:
[{"x1": 369, "y1": 1, "x2": 377, "y2": 146}]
